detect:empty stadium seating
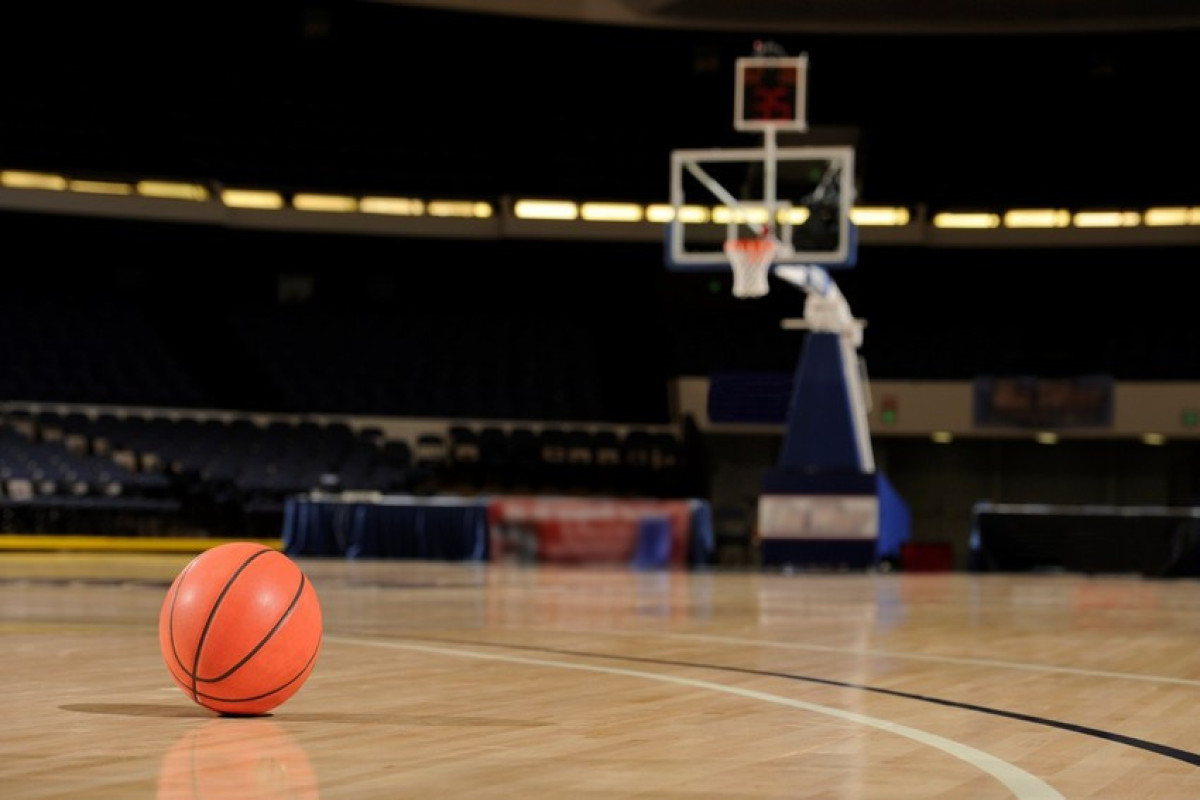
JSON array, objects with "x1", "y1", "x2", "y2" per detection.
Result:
[{"x1": 0, "y1": 406, "x2": 694, "y2": 538}]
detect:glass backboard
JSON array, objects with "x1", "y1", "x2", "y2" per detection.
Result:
[{"x1": 664, "y1": 145, "x2": 857, "y2": 270}]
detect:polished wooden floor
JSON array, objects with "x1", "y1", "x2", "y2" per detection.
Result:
[{"x1": 5, "y1": 551, "x2": 1200, "y2": 799}]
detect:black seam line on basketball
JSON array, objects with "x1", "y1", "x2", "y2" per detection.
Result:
[
  {"x1": 165, "y1": 662, "x2": 196, "y2": 694},
  {"x1": 397, "y1": 634, "x2": 1200, "y2": 769},
  {"x1": 189, "y1": 547, "x2": 274, "y2": 696},
  {"x1": 199, "y1": 569, "x2": 308, "y2": 685},
  {"x1": 185, "y1": 646, "x2": 320, "y2": 705}
]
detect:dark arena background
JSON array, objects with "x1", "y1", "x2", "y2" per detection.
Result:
[{"x1": 6, "y1": 3, "x2": 1200, "y2": 798}]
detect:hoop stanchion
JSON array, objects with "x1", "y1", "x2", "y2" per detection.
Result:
[{"x1": 725, "y1": 237, "x2": 776, "y2": 298}]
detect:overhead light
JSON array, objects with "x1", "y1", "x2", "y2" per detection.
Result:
[
  {"x1": 427, "y1": 199, "x2": 491, "y2": 218},
  {"x1": 68, "y1": 179, "x2": 133, "y2": 196},
  {"x1": 221, "y1": 188, "x2": 284, "y2": 209},
  {"x1": 1, "y1": 170, "x2": 67, "y2": 190},
  {"x1": 360, "y1": 196, "x2": 424, "y2": 216},
  {"x1": 850, "y1": 206, "x2": 910, "y2": 226},
  {"x1": 1141, "y1": 432, "x2": 1167, "y2": 446},
  {"x1": 1142, "y1": 207, "x2": 1193, "y2": 227},
  {"x1": 645, "y1": 204, "x2": 675, "y2": 223},
  {"x1": 137, "y1": 180, "x2": 210, "y2": 201},
  {"x1": 932, "y1": 212, "x2": 1000, "y2": 229},
  {"x1": 1073, "y1": 210, "x2": 1140, "y2": 228},
  {"x1": 930, "y1": 431, "x2": 954, "y2": 444},
  {"x1": 293, "y1": 193, "x2": 357, "y2": 213},
  {"x1": 778, "y1": 207, "x2": 811, "y2": 225},
  {"x1": 580, "y1": 202, "x2": 643, "y2": 222},
  {"x1": 514, "y1": 199, "x2": 577, "y2": 220},
  {"x1": 711, "y1": 205, "x2": 770, "y2": 226},
  {"x1": 644, "y1": 204, "x2": 711, "y2": 223},
  {"x1": 1035, "y1": 431, "x2": 1058, "y2": 445},
  {"x1": 1003, "y1": 209, "x2": 1070, "y2": 228}
]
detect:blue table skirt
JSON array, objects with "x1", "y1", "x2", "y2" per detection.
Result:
[
  {"x1": 283, "y1": 493, "x2": 714, "y2": 565},
  {"x1": 283, "y1": 494, "x2": 489, "y2": 561}
]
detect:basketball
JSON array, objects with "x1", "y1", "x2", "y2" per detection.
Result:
[{"x1": 159, "y1": 542, "x2": 323, "y2": 716}]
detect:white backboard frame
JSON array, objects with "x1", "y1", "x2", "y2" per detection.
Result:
[{"x1": 666, "y1": 144, "x2": 856, "y2": 269}]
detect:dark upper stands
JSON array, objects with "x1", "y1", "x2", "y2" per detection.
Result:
[
  {"x1": 229, "y1": 306, "x2": 607, "y2": 420},
  {"x1": 0, "y1": 294, "x2": 206, "y2": 409}
]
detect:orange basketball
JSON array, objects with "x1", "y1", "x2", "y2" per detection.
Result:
[{"x1": 159, "y1": 542, "x2": 322, "y2": 716}]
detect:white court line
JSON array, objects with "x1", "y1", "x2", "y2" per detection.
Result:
[
  {"x1": 326, "y1": 634, "x2": 1065, "y2": 800},
  {"x1": 545, "y1": 627, "x2": 1200, "y2": 687}
]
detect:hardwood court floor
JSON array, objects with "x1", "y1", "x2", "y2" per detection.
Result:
[{"x1": 5, "y1": 551, "x2": 1200, "y2": 799}]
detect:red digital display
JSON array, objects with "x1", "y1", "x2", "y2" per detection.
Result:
[
  {"x1": 743, "y1": 66, "x2": 799, "y2": 122},
  {"x1": 735, "y1": 56, "x2": 807, "y2": 132}
]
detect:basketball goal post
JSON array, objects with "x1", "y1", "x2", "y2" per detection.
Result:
[{"x1": 665, "y1": 43, "x2": 910, "y2": 570}]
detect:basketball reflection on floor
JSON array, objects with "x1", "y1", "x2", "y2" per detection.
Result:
[{"x1": 156, "y1": 717, "x2": 319, "y2": 800}]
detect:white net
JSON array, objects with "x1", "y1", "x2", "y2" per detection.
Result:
[{"x1": 724, "y1": 237, "x2": 776, "y2": 298}]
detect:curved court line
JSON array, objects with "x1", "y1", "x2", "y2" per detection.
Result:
[
  {"x1": 544, "y1": 626, "x2": 1200, "y2": 687},
  {"x1": 374, "y1": 633, "x2": 1200, "y2": 768},
  {"x1": 326, "y1": 634, "x2": 1065, "y2": 800}
]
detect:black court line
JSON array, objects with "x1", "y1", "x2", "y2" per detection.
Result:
[{"x1": 395, "y1": 633, "x2": 1200, "y2": 769}]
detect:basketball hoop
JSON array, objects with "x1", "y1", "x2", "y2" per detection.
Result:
[{"x1": 724, "y1": 236, "x2": 776, "y2": 298}]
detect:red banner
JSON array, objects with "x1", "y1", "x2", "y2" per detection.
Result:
[{"x1": 487, "y1": 497, "x2": 693, "y2": 567}]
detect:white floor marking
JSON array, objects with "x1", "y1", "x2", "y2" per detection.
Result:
[{"x1": 327, "y1": 634, "x2": 1065, "y2": 800}]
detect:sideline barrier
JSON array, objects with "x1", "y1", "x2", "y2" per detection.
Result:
[
  {"x1": 282, "y1": 493, "x2": 713, "y2": 567},
  {"x1": 970, "y1": 501, "x2": 1200, "y2": 577}
]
